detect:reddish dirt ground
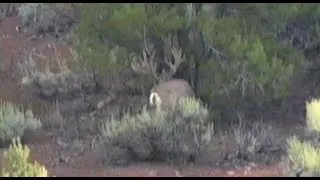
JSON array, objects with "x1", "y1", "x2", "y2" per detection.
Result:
[{"x1": 0, "y1": 16, "x2": 291, "y2": 177}]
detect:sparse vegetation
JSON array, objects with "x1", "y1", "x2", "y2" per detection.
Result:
[
  {"x1": 1, "y1": 138, "x2": 48, "y2": 177},
  {"x1": 0, "y1": 3, "x2": 18, "y2": 20},
  {"x1": 233, "y1": 120, "x2": 284, "y2": 164},
  {"x1": 101, "y1": 97, "x2": 213, "y2": 165},
  {"x1": 0, "y1": 101, "x2": 41, "y2": 145},
  {"x1": 18, "y1": 3, "x2": 50, "y2": 27},
  {"x1": 17, "y1": 3, "x2": 77, "y2": 39}
]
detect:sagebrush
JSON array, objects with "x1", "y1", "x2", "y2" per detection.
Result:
[
  {"x1": 287, "y1": 98, "x2": 320, "y2": 176},
  {"x1": 101, "y1": 97, "x2": 213, "y2": 166},
  {"x1": 1, "y1": 138, "x2": 48, "y2": 177},
  {"x1": 233, "y1": 120, "x2": 283, "y2": 163},
  {"x1": 0, "y1": 101, "x2": 41, "y2": 144}
]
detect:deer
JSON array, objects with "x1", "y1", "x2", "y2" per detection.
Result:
[{"x1": 131, "y1": 34, "x2": 195, "y2": 110}]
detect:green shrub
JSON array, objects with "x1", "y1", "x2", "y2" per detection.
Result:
[
  {"x1": 1, "y1": 138, "x2": 48, "y2": 177},
  {"x1": 0, "y1": 101, "x2": 42, "y2": 144},
  {"x1": 198, "y1": 12, "x2": 306, "y2": 124},
  {"x1": 287, "y1": 98, "x2": 320, "y2": 176},
  {"x1": 288, "y1": 136, "x2": 320, "y2": 173},
  {"x1": 306, "y1": 99, "x2": 320, "y2": 133},
  {"x1": 101, "y1": 97, "x2": 213, "y2": 166}
]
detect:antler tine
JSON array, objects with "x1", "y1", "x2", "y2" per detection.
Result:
[
  {"x1": 131, "y1": 27, "x2": 163, "y2": 81},
  {"x1": 163, "y1": 45, "x2": 185, "y2": 79},
  {"x1": 170, "y1": 46, "x2": 185, "y2": 69},
  {"x1": 131, "y1": 48, "x2": 160, "y2": 81}
]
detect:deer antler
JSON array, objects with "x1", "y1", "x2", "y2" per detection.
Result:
[
  {"x1": 161, "y1": 34, "x2": 186, "y2": 81},
  {"x1": 163, "y1": 46, "x2": 185, "y2": 80},
  {"x1": 131, "y1": 46, "x2": 160, "y2": 81},
  {"x1": 131, "y1": 32, "x2": 185, "y2": 82}
]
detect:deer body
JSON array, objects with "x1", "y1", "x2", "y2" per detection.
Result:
[{"x1": 149, "y1": 79, "x2": 194, "y2": 109}]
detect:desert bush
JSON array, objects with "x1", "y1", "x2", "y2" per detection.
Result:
[
  {"x1": 18, "y1": 3, "x2": 49, "y2": 26},
  {"x1": 233, "y1": 120, "x2": 283, "y2": 163},
  {"x1": 101, "y1": 97, "x2": 213, "y2": 166},
  {"x1": 287, "y1": 98, "x2": 320, "y2": 176},
  {"x1": 0, "y1": 101, "x2": 41, "y2": 145},
  {"x1": 17, "y1": 3, "x2": 77, "y2": 38},
  {"x1": 306, "y1": 98, "x2": 320, "y2": 133},
  {"x1": 0, "y1": 3, "x2": 19, "y2": 20},
  {"x1": 19, "y1": 50, "x2": 98, "y2": 103},
  {"x1": 1, "y1": 138, "x2": 48, "y2": 177},
  {"x1": 287, "y1": 136, "x2": 320, "y2": 176}
]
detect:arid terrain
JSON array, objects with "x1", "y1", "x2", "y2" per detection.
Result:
[{"x1": 0, "y1": 13, "x2": 312, "y2": 177}]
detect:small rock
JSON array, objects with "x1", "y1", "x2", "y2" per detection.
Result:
[
  {"x1": 227, "y1": 171, "x2": 235, "y2": 176},
  {"x1": 175, "y1": 170, "x2": 183, "y2": 177},
  {"x1": 244, "y1": 166, "x2": 251, "y2": 176},
  {"x1": 148, "y1": 170, "x2": 156, "y2": 176},
  {"x1": 248, "y1": 162, "x2": 258, "y2": 168}
]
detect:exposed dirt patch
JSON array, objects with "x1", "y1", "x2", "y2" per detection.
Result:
[{"x1": 0, "y1": 16, "x2": 70, "y2": 111}]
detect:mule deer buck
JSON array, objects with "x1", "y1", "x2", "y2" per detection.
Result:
[{"x1": 131, "y1": 35, "x2": 195, "y2": 110}]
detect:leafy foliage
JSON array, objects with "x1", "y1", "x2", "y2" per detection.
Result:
[
  {"x1": 306, "y1": 99, "x2": 320, "y2": 132},
  {"x1": 197, "y1": 6, "x2": 306, "y2": 121},
  {"x1": 1, "y1": 138, "x2": 48, "y2": 177},
  {"x1": 288, "y1": 136, "x2": 320, "y2": 173},
  {"x1": 101, "y1": 97, "x2": 213, "y2": 165},
  {"x1": 0, "y1": 101, "x2": 42, "y2": 143}
]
